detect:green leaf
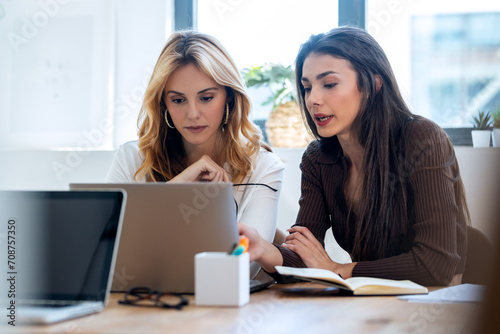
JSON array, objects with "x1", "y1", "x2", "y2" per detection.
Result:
[
  {"x1": 241, "y1": 63, "x2": 297, "y2": 108},
  {"x1": 471, "y1": 110, "x2": 492, "y2": 130}
]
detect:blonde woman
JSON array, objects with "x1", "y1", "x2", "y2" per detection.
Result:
[{"x1": 107, "y1": 31, "x2": 285, "y2": 278}]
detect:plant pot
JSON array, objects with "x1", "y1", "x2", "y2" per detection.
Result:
[
  {"x1": 265, "y1": 101, "x2": 314, "y2": 148},
  {"x1": 471, "y1": 130, "x2": 491, "y2": 148},
  {"x1": 492, "y1": 128, "x2": 500, "y2": 148}
]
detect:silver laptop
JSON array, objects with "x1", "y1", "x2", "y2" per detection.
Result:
[
  {"x1": 0, "y1": 190, "x2": 126, "y2": 325},
  {"x1": 70, "y1": 183, "x2": 240, "y2": 294}
]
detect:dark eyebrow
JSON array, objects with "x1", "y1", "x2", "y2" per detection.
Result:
[
  {"x1": 165, "y1": 87, "x2": 220, "y2": 95},
  {"x1": 198, "y1": 87, "x2": 219, "y2": 94},
  {"x1": 165, "y1": 90, "x2": 184, "y2": 96},
  {"x1": 301, "y1": 71, "x2": 339, "y2": 82},
  {"x1": 317, "y1": 71, "x2": 338, "y2": 80}
]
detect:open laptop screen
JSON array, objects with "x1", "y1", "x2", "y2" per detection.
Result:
[
  {"x1": 70, "y1": 183, "x2": 239, "y2": 293},
  {"x1": 0, "y1": 191, "x2": 125, "y2": 304}
]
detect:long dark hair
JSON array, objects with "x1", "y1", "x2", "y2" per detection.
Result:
[{"x1": 295, "y1": 26, "x2": 469, "y2": 261}]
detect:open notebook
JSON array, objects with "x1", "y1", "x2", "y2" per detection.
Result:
[
  {"x1": 0, "y1": 190, "x2": 126, "y2": 325},
  {"x1": 275, "y1": 266, "x2": 428, "y2": 296}
]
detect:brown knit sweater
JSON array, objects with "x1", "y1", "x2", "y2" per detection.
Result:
[{"x1": 277, "y1": 118, "x2": 467, "y2": 286}]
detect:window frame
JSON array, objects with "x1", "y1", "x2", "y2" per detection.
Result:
[{"x1": 174, "y1": 0, "x2": 197, "y2": 30}]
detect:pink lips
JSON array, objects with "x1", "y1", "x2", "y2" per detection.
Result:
[
  {"x1": 185, "y1": 126, "x2": 207, "y2": 133},
  {"x1": 314, "y1": 114, "x2": 334, "y2": 126}
]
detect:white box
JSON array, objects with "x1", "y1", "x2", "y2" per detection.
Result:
[{"x1": 195, "y1": 252, "x2": 250, "y2": 306}]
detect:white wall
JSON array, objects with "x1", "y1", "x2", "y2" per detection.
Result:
[{"x1": 0, "y1": 150, "x2": 115, "y2": 190}]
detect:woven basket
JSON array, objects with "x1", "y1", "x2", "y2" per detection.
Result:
[{"x1": 265, "y1": 101, "x2": 314, "y2": 148}]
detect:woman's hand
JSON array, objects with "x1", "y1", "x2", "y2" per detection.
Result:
[
  {"x1": 170, "y1": 155, "x2": 230, "y2": 183},
  {"x1": 283, "y1": 226, "x2": 356, "y2": 278},
  {"x1": 238, "y1": 223, "x2": 283, "y2": 272},
  {"x1": 237, "y1": 223, "x2": 266, "y2": 262}
]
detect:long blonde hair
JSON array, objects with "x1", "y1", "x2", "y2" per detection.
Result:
[{"x1": 135, "y1": 30, "x2": 268, "y2": 183}]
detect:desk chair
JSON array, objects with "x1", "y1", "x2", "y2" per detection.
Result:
[
  {"x1": 474, "y1": 219, "x2": 500, "y2": 333},
  {"x1": 462, "y1": 226, "x2": 494, "y2": 285}
]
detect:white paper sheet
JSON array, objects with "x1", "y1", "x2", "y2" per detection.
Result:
[{"x1": 398, "y1": 284, "x2": 485, "y2": 303}]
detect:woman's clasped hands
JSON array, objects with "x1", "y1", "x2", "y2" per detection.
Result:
[{"x1": 170, "y1": 155, "x2": 230, "y2": 183}]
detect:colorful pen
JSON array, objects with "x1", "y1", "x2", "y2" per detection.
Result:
[{"x1": 231, "y1": 236, "x2": 249, "y2": 255}]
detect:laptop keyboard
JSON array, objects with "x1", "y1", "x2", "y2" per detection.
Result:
[
  {"x1": 34, "y1": 304, "x2": 74, "y2": 308},
  {"x1": 19, "y1": 300, "x2": 87, "y2": 308},
  {"x1": 250, "y1": 279, "x2": 274, "y2": 293}
]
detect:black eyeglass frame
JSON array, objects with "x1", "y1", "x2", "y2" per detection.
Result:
[
  {"x1": 118, "y1": 287, "x2": 188, "y2": 310},
  {"x1": 231, "y1": 183, "x2": 278, "y2": 215},
  {"x1": 232, "y1": 183, "x2": 278, "y2": 192}
]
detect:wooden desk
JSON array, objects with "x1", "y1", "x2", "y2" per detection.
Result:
[{"x1": 11, "y1": 284, "x2": 480, "y2": 333}]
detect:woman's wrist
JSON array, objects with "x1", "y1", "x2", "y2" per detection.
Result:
[
  {"x1": 336, "y1": 262, "x2": 357, "y2": 279},
  {"x1": 328, "y1": 262, "x2": 357, "y2": 279},
  {"x1": 255, "y1": 241, "x2": 283, "y2": 273}
]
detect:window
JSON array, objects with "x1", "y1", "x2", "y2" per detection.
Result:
[
  {"x1": 411, "y1": 12, "x2": 500, "y2": 127},
  {"x1": 198, "y1": 0, "x2": 339, "y2": 120},
  {"x1": 366, "y1": 0, "x2": 500, "y2": 144},
  {"x1": 0, "y1": 0, "x2": 173, "y2": 149}
]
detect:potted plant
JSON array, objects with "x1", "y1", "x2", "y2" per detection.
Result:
[
  {"x1": 242, "y1": 64, "x2": 313, "y2": 148},
  {"x1": 470, "y1": 110, "x2": 492, "y2": 147},
  {"x1": 491, "y1": 106, "x2": 500, "y2": 148}
]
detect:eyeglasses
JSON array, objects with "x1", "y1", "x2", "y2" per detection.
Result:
[
  {"x1": 232, "y1": 183, "x2": 277, "y2": 192},
  {"x1": 118, "y1": 287, "x2": 188, "y2": 310},
  {"x1": 232, "y1": 183, "x2": 277, "y2": 215}
]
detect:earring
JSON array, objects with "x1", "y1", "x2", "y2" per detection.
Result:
[
  {"x1": 164, "y1": 110, "x2": 175, "y2": 129},
  {"x1": 224, "y1": 103, "x2": 229, "y2": 125}
]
